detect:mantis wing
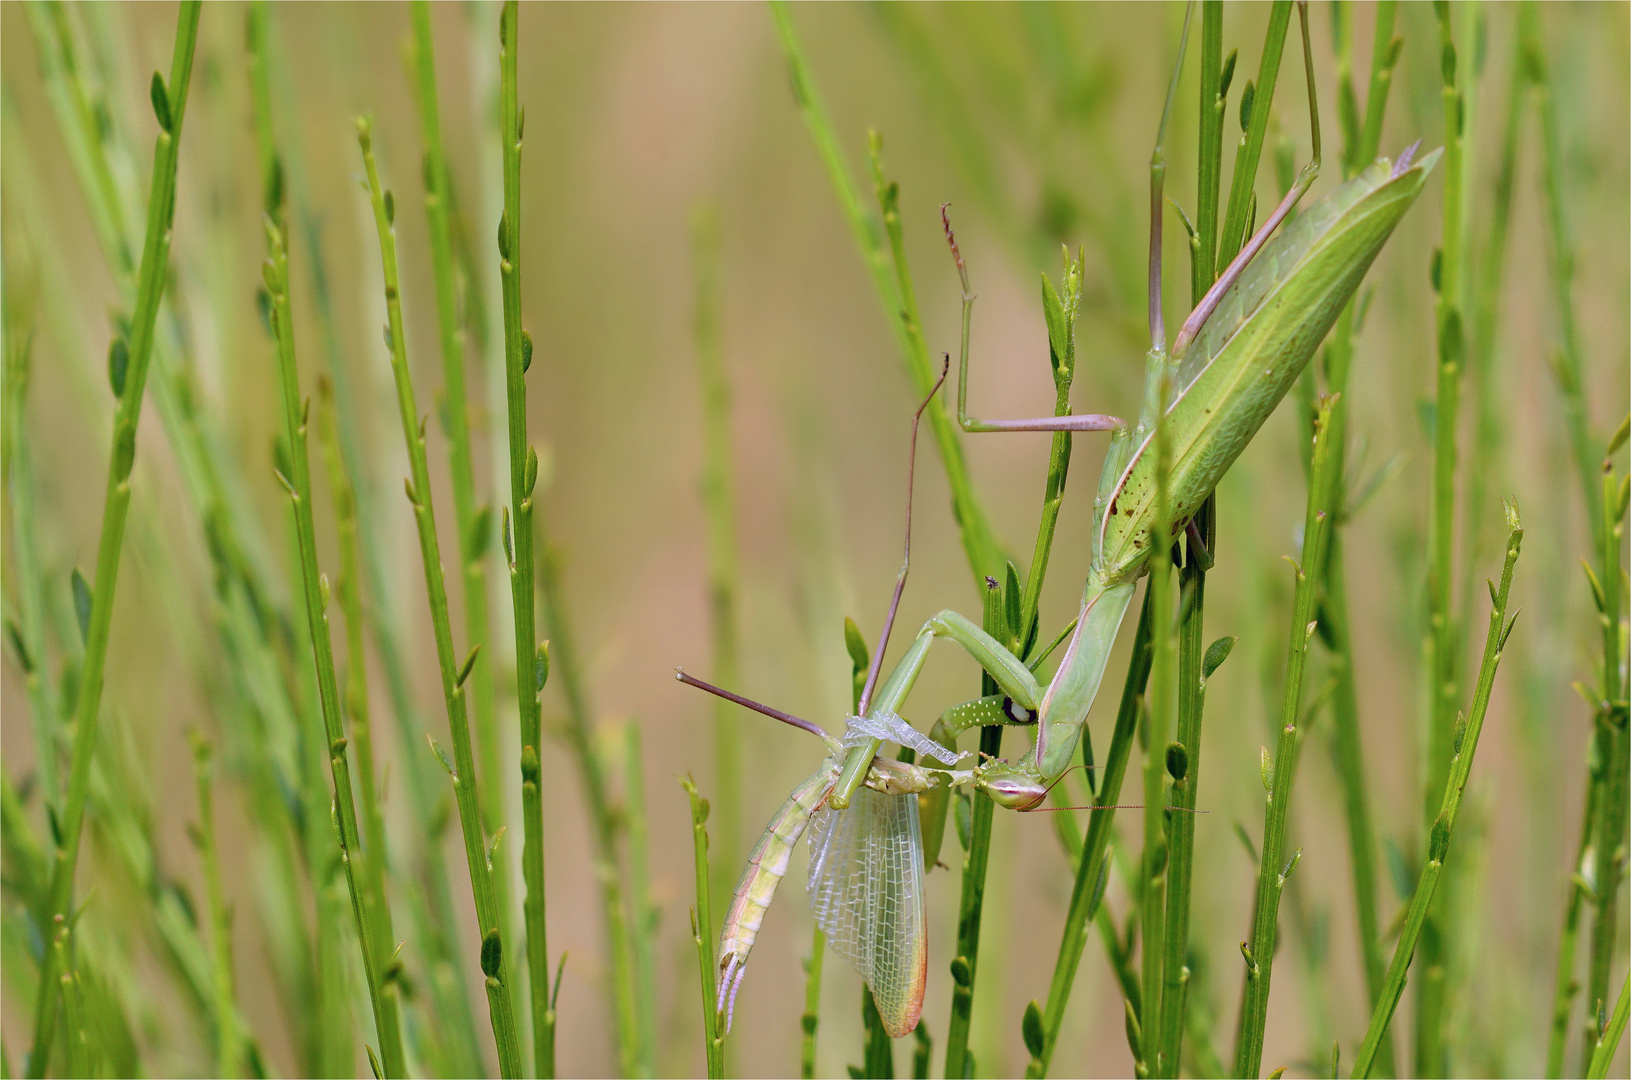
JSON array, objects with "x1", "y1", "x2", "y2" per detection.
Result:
[{"x1": 807, "y1": 785, "x2": 927, "y2": 1038}]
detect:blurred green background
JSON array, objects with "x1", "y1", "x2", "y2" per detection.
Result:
[{"x1": 1, "y1": 3, "x2": 1626, "y2": 1077}]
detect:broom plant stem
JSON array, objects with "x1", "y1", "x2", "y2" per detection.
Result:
[
  {"x1": 1234, "y1": 397, "x2": 1337, "y2": 1079},
  {"x1": 1353, "y1": 510, "x2": 1523, "y2": 1078},
  {"x1": 263, "y1": 203, "x2": 407, "y2": 1077},
  {"x1": 25, "y1": 8, "x2": 200, "y2": 1073}
]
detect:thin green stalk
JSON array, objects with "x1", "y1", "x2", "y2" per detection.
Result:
[
  {"x1": 262, "y1": 199, "x2": 407, "y2": 1076},
  {"x1": 802, "y1": 928, "x2": 826, "y2": 1080},
  {"x1": 944, "y1": 585, "x2": 1006, "y2": 1080},
  {"x1": 24, "y1": 9, "x2": 199, "y2": 1074},
  {"x1": 1586, "y1": 972, "x2": 1630, "y2": 1080},
  {"x1": 1140, "y1": 364, "x2": 1178, "y2": 1080},
  {"x1": 188, "y1": 735, "x2": 245, "y2": 1079},
  {"x1": 409, "y1": 4, "x2": 514, "y2": 1017},
  {"x1": 692, "y1": 204, "x2": 743, "y2": 926},
  {"x1": 1233, "y1": 397, "x2": 1338, "y2": 1079},
  {"x1": 357, "y1": 118, "x2": 521, "y2": 1078},
  {"x1": 1548, "y1": 781, "x2": 1599, "y2": 1077},
  {"x1": 1, "y1": 288, "x2": 60, "y2": 811},
  {"x1": 1417, "y1": 9, "x2": 1472, "y2": 1071},
  {"x1": 1521, "y1": 3, "x2": 1603, "y2": 530},
  {"x1": 1352, "y1": 508, "x2": 1523, "y2": 1078},
  {"x1": 863, "y1": 991, "x2": 896, "y2": 1078},
  {"x1": 682, "y1": 778, "x2": 724, "y2": 1080},
  {"x1": 1583, "y1": 452, "x2": 1629, "y2": 1071},
  {"x1": 1153, "y1": 7, "x2": 1231, "y2": 1068},
  {"x1": 1523, "y1": 7, "x2": 1628, "y2": 1073},
  {"x1": 625, "y1": 725, "x2": 659, "y2": 1078},
  {"x1": 1025, "y1": 593, "x2": 1154, "y2": 1078},
  {"x1": 52, "y1": 926, "x2": 87, "y2": 1078},
  {"x1": 1312, "y1": 7, "x2": 1400, "y2": 1070},
  {"x1": 495, "y1": 7, "x2": 557, "y2": 1073},
  {"x1": 769, "y1": 0, "x2": 1003, "y2": 587},
  {"x1": 1217, "y1": 1, "x2": 1292, "y2": 267}
]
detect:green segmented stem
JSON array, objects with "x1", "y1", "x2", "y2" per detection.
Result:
[
  {"x1": 263, "y1": 203, "x2": 407, "y2": 1075},
  {"x1": 1353, "y1": 509, "x2": 1523, "y2": 1078},
  {"x1": 409, "y1": 2, "x2": 515, "y2": 1011},
  {"x1": 683, "y1": 778, "x2": 724, "y2": 1079},
  {"x1": 1232, "y1": 397, "x2": 1337, "y2": 1079},
  {"x1": 189, "y1": 735, "x2": 245, "y2": 1079},
  {"x1": 357, "y1": 117, "x2": 521, "y2": 1077},
  {"x1": 24, "y1": 8, "x2": 200, "y2": 1074},
  {"x1": 495, "y1": 6, "x2": 559, "y2": 1075}
]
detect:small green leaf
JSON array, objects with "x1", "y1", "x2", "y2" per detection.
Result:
[
  {"x1": 457, "y1": 643, "x2": 481, "y2": 688},
  {"x1": 1281, "y1": 848, "x2": 1302, "y2": 881},
  {"x1": 318, "y1": 573, "x2": 331, "y2": 612},
  {"x1": 1202, "y1": 635, "x2": 1237, "y2": 681},
  {"x1": 1259, "y1": 746, "x2": 1274, "y2": 792},
  {"x1": 383, "y1": 189, "x2": 395, "y2": 226},
  {"x1": 1239, "y1": 80, "x2": 1255, "y2": 132},
  {"x1": 1165, "y1": 741, "x2": 1188, "y2": 782},
  {"x1": 5, "y1": 619, "x2": 31, "y2": 674},
  {"x1": 1429, "y1": 811, "x2": 1450, "y2": 863},
  {"x1": 497, "y1": 212, "x2": 510, "y2": 260},
  {"x1": 1021, "y1": 999, "x2": 1045, "y2": 1060},
  {"x1": 112, "y1": 419, "x2": 137, "y2": 482},
  {"x1": 1219, "y1": 48, "x2": 1238, "y2": 99},
  {"x1": 524, "y1": 445, "x2": 539, "y2": 496},
  {"x1": 1268, "y1": 1067, "x2": 1288, "y2": 1080},
  {"x1": 71, "y1": 568, "x2": 92, "y2": 645},
  {"x1": 149, "y1": 72, "x2": 171, "y2": 132},
  {"x1": 107, "y1": 336, "x2": 128, "y2": 398},
  {"x1": 521, "y1": 330, "x2": 533, "y2": 373},
  {"x1": 1003, "y1": 562, "x2": 1022, "y2": 641},
  {"x1": 1234, "y1": 821, "x2": 1258, "y2": 865},
  {"x1": 535, "y1": 641, "x2": 549, "y2": 692},
  {"x1": 1606, "y1": 413, "x2": 1630, "y2": 459},
  {"x1": 843, "y1": 616, "x2": 869, "y2": 676},
  {"x1": 502, "y1": 505, "x2": 514, "y2": 564},
  {"x1": 487, "y1": 824, "x2": 507, "y2": 864},
  {"x1": 1040, "y1": 273, "x2": 1069, "y2": 375},
  {"x1": 427, "y1": 734, "x2": 455, "y2": 777},
  {"x1": 949, "y1": 956, "x2": 972, "y2": 987},
  {"x1": 477, "y1": 927, "x2": 503, "y2": 978},
  {"x1": 1430, "y1": 247, "x2": 1444, "y2": 293},
  {"x1": 367, "y1": 1046, "x2": 384, "y2": 1080},
  {"x1": 256, "y1": 288, "x2": 274, "y2": 337}
]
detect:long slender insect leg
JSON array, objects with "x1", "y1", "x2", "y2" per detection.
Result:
[
  {"x1": 828, "y1": 358, "x2": 950, "y2": 808},
  {"x1": 943, "y1": 209, "x2": 1125, "y2": 434},
  {"x1": 1173, "y1": 0, "x2": 1321, "y2": 358}
]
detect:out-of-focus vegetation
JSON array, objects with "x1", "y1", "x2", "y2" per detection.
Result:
[{"x1": 0, "y1": 3, "x2": 1625, "y2": 1077}]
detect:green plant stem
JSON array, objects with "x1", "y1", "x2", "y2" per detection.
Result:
[
  {"x1": 410, "y1": 2, "x2": 515, "y2": 1018},
  {"x1": 1521, "y1": 4, "x2": 1602, "y2": 530},
  {"x1": 802, "y1": 927, "x2": 826, "y2": 1080},
  {"x1": 357, "y1": 118, "x2": 522, "y2": 1077},
  {"x1": 1218, "y1": 1, "x2": 1292, "y2": 267},
  {"x1": 1026, "y1": 594, "x2": 1154, "y2": 1078},
  {"x1": 1, "y1": 301, "x2": 60, "y2": 811},
  {"x1": 23, "y1": 9, "x2": 199, "y2": 1074},
  {"x1": 625, "y1": 726, "x2": 659, "y2": 1078},
  {"x1": 1587, "y1": 972, "x2": 1630, "y2": 1080},
  {"x1": 263, "y1": 202, "x2": 408, "y2": 1076},
  {"x1": 944, "y1": 586, "x2": 1005, "y2": 1080},
  {"x1": 1233, "y1": 397, "x2": 1337, "y2": 1079},
  {"x1": 1548, "y1": 782, "x2": 1599, "y2": 1077},
  {"x1": 692, "y1": 205, "x2": 743, "y2": 927},
  {"x1": 1417, "y1": 9, "x2": 1471, "y2": 1071},
  {"x1": 1313, "y1": 8, "x2": 1399, "y2": 1071},
  {"x1": 188, "y1": 735, "x2": 244, "y2": 1079},
  {"x1": 683, "y1": 778, "x2": 724, "y2": 1080},
  {"x1": 495, "y1": 8, "x2": 558, "y2": 1074},
  {"x1": 769, "y1": 0, "x2": 1002, "y2": 587},
  {"x1": 1352, "y1": 509, "x2": 1523, "y2": 1078}
]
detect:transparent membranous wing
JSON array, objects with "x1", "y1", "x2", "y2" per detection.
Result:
[{"x1": 806, "y1": 786, "x2": 928, "y2": 1038}]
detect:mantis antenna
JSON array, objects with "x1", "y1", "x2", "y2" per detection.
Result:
[
  {"x1": 855, "y1": 354, "x2": 951, "y2": 718},
  {"x1": 674, "y1": 667, "x2": 830, "y2": 742}
]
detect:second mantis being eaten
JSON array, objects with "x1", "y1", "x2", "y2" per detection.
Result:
[{"x1": 678, "y1": 2, "x2": 1438, "y2": 1041}]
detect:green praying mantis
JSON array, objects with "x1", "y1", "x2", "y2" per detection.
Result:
[{"x1": 678, "y1": 2, "x2": 1439, "y2": 1041}]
